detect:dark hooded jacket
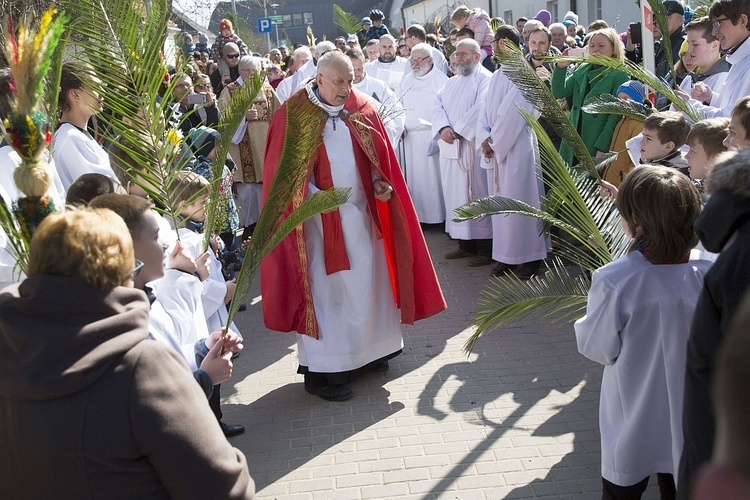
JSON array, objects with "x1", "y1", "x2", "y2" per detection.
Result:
[
  {"x1": 677, "y1": 190, "x2": 750, "y2": 498},
  {"x1": 0, "y1": 276, "x2": 254, "y2": 499}
]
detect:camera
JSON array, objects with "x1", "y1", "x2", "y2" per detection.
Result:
[
  {"x1": 629, "y1": 22, "x2": 642, "y2": 45},
  {"x1": 187, "y1": 93, "x2": 208, "y2": 105},
  {"x1": 569, "y1": 46, "x2": 588, "y2": 58}
]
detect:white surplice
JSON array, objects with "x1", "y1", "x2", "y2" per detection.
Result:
[
  {"x1": 353, "y1": 73, "x2": 405, "y2": 148},
  {"x1": 298, "y1": 91, "x2": 403, "y2": 373},
  {"x1": 365, "y1": 57, "x2": 409, "y2": 91},
  {"x1": 52, "y1": 123, "x2": 116, "y2": 190},
  {"x1": 276, "y1": 60, "x2": 317, "y2": 104},
  {"x1": 397, "y1": 67, "x2": 449, "y2": 224},
  {"x1": 432, "y1": 65, "x2": 493, "y2": 240},
  {"x1": 476, "y1": 68, "x2": 547, "y2": 265}
]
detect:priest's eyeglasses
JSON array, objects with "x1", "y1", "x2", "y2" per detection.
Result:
[
  {"x1": 130, "y1": 259, "x2": 144, "y2": 281},
  {"x1": 409, "y1": 55, "x2": 430, "y2": 64}
]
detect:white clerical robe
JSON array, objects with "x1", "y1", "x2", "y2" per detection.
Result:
[
  {"x1": 299, "y1": 107, "x2": 403, "y2": 373},
  {"x1": 353, "y1": 73, "x2": 405, "y2": 148},
  {"x1": 432, "y1": 65, "x2": 493, "y2": 240},
  {"x1": 52, "y1": 123, "x2": 116, "y2": 190},
  {"x1": 365, "y1": 57, "x2": 409, "y2": 91},
  {"x1": 690, "y1": 36, "x2": 750, "y2": 118},
  {"x1": 276, "y1": 60, "x2": 316, "y2": 104},
  {"x1": 476, "y1": 69, "x2": 547, "y2": 265},
  {"x1": 397, "y1": 67, "x2": 449, "y2": 223}
]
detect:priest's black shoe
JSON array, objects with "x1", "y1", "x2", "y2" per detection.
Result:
[
  {"x1": 491, "y1": 262, "x2": 514, "y2": 277},
  {"x1": 513, "y1": 260, "x2": 542, "y2": 280},
  {"x1": 220, "y1": 422, "x2": 245, "y2": 437},
  {"x1": 305, "y1": 384, "x2": 353, "y2": 401}
]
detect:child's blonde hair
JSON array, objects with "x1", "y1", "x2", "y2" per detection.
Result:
[
  {"x1": 451, "y1": 5, "x2": 474, "y2": 21},
  {"x1": 616, "y1": 165, "x2": 700, "y2": 263}
]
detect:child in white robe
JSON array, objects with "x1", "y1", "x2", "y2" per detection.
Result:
[{"x1": 575, "y1": 166, "x2": 714, "y2": 498}]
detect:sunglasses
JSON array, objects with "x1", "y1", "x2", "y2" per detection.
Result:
[
  {"x1": 226, "y1": 53, "x2": 240, "y2": 59},
  {"x1": 195, "y1": 83, "x2": 211, "y2": 89}
]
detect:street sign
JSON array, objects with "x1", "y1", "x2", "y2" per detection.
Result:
[
  {"x1": 257, "y1": 17, "x2": 272, "y2": 34},
  {"x1": 270, "y1": 15, "x2": 283, "y2": 25}
]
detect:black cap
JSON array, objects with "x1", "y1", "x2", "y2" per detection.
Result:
[{"x1": 663, "y1": 1, "x2": 685, "y2": 16}]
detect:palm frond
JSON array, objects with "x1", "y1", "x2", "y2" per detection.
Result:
[
  {"x1": 496, "y1": 42, "x2": 597, "y2": 177},
  {"x1": 227, "y1": 187, "x2": 350, "y2": 324},
  {"x1": 0, "y1": 197, "x2": 29, "y2": 277},
  {"x1": 555, "y1": 53, "x2": 703, "y2": 122},
  {"x1": 59, "y1": 0, "x2": 194, "y2": 232},
  {"x1": 582, "y1": 93, "x2": 652, "y2": 120},
  {"x1": 650, "y1": 0, "x2": 675, "y2": 85},
  {"x1": 333, "y1": 4, "x2": 362, "y2": 36},
  {"x1": 202, "y1": 73, "x2": 264, "y2": 251},
  {"x1": 463, "y1": 257, "x2": 590, "y2": 353}
]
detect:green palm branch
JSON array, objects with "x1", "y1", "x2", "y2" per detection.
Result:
[
  {"x1": 455, "y1": 109, "x2": 628, "y2": 352},
  {"x1": 0, "y1": 197, "x2": 29, "y2": 278},
  {"x1": 226, "y1": 94, "x2": 351, "y2": 325},
  {"x1": 555, "y1": 53, "x2": 704, "y2": 122},
  {"x1": 582, "y1": 93, "x2": 652, "y2": 120},
  {"x1": 58, "y1": 0, "x2": 207, "y2": 233},
  {"x1": 463, "y1": 257, "x2": 591, "y2": 353},
  {"x1": 496, "y1": 42, "x2": 597, "y2": 177},
  {"x1": 650, "y1": 0, "x2": 676, "y2": 85},
  {"x1": 202, "y1": 73, "x2": 264, "y2": 252},
  {"x1": 333, "y1": 4, "x2": 362, "y2": 36}
]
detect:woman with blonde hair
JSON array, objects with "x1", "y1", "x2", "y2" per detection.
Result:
[
  {"x1": 0, "y1": 208, "x2": 255, "y2": 499},
  {"x1": 552, "y1": 27, "x2": 629, "y2": 167}
]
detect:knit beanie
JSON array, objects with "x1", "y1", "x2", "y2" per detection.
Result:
[
  {"x1": 563, "y1": 11, "x2": 579, "y2": 25},
  {"x1": 186, "y1": 126, "x2": 220, "y2": 159},
  {"x1": 617, "y1": 80, "x2": 646, "y2": 102},
  {"x1": 535, "y1": 10, "x2": 552, "y2": 26},
  {"x1": 222, "y1": 42, "x2": 240, "y2": 57},
  {"x1": 563, "y1": 20, "x2": 576, "y2": 28},
  {"x1": 219, "y1": 19, "x2": 233, "y2": 34}
]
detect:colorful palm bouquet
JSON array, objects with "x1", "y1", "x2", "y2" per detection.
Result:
[{"x1": 1, "y1": 6, "x2": 67, "y2": 271}]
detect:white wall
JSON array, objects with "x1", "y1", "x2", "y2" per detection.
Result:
[
  {"x1": 489, "y1": 0, "x2": 639, "y2": 30},
  {"x1": 400, "y1": 0, "x2": 492, "y2": 28}
]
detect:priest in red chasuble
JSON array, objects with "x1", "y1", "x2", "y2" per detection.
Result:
[{"x1": 261, "y1": 51, "x2": 446, "y2": 401}]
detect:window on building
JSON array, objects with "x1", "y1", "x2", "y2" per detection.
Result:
[
  {"x1": 292, "y1": 13, "x2": 303, "y2": 26},
  {"x1": 547, "y1": 1, "x2": 558, "y2": 22},
  {"x1": 303, "y1": 12, "x2": 314, "y2": 25},
  {"x1": 504, "y1": 10, "x2": 513, "y2": 24}
]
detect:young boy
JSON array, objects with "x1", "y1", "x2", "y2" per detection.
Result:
[
  {"x1": 636, "y1": 111, "x2": 691, "y2": 176},
  {"x1": 603, "y1": 80, "x2": 646, "y2": 187},
  {"x1": 685, "y1": 117, "x2": 730, "y2": 189},
  {"x1": 724, "y1": 95, "x2": 750, "y2": 150},
  {"x1": 575, "y1": 166, "x2": 714, "y2": 499},
  {"x1": 169, "y1": 171, "x2": 245, "y2": 437}
]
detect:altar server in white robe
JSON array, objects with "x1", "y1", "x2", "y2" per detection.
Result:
[
  {"x1": 432, "y1": 39, "x2": 493, "y2": 266},
  {"x1": 347, "y1": 48, "x2": 405, "y2": 148},
  {"x1": 397, "y1": 43, "x2": 448, "y2": 224},
  {"x1": 477, "y1": 27, "x2": 547, "y2": 280},
  {"x1": 365, "y1": 35, "x2": 409, "y2": 91},
  {"x1": 275, "y1": 46, "x2": 315, "y2": 104}
]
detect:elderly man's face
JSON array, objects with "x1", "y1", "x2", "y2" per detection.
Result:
[
  {"x1": 378, "y1": 38, "x2": 397, "y2": 62},
  {"x1": 522, "y1": 24, "x2": 535, "y2": 45},
  {"x1": 350, "y1": 57, "x2": 365, "y2": 83},
  {"x1": 270, "y1": 49, "x2": 281, "y2": 63},
  {"x1": 316, "y1": 60, "x2": 353, "y2": 106},
  {"x1": 239, "y1": 61, "x2": 258, "y2": 81},
  {"x1": 452, "y1": 45, "x2": 479, "y2": 76},
  {"x1": 409, "y1": 50, "x2": 432, "y2": 76},
  {"x1": 294, "y1": 53, "x2": 311, "y2": 71},
  {"x1": 550, "y1": 27, "x2": 566, "y2": 49}
]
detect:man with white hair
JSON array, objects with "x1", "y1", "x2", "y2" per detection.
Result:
[
  {"x1": 549, "y1": 23, "x2": 569, "y2": 51},
  {"x1": 365, "y1": 34, "x2": 408, "y2": 91},
  {"x1": 432, "y1": 39, "x2": 493, "y2": 266},
  {"x1": 365, "y1": 39, "x2": 380, "y2": 62},
  {"x1": 218, "y1": 56, "x2": 280, "y2": 241},
  {"x1": 260, "y1": 51, "x2": 446, "y2": 401},
  {"x1": 275, "y1": 45, "x2": 314, "y2": 103},
  {"x1": 396, "y1": 43, "x2": 449, "y2": 224},
  {"x1": 346, "y1": 48, "x2": 404, "y2": 147},
  {"x1": 478, "y1": 27, "x2": 547, "y2": 279},
  {"x1": 405, "y1": 24, "x2": 449, "y2": 74}
]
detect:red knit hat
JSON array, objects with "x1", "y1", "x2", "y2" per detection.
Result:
[{"x1": 219, "y1": 19, "x2": 233, "y2": 34}]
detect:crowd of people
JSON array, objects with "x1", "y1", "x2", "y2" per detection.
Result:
[{"x1": 1, "y1": 0, "x2": 750, "y2": 498}]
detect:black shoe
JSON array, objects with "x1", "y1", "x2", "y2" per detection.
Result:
[
  {"x1": 445, "y1": 248, "x2": 473, "y2": 260},
  {"x1": 373, "y1": 360, "x2": 389, "y2": 372},
  {"x1": 491, "y1": 262, "x2": 514, "y2": 277},
  {"x1": 305, "y1": 384, "x2": 353, "y2": 401},
  {"x1": 513, "y1": 261, "x2": 542, "y2": 280},
  {"x1": 220, "y1": 421, "x2": 245, "y2": 437},
  {"x1": 238, "y1": 303, "x2": 247, "y2": 312},
  {"x1": 467, "y1": 256, "x2": 494, "y2": 267}
]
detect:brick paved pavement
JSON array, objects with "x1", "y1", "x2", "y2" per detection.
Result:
[{"x1": 226, "y1": 224, "x2": 660, "y2": 499}]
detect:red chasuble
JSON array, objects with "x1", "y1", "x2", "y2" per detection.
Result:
[{"x1": 260, "y1": 87, "x2": 446, "y2": 338}]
